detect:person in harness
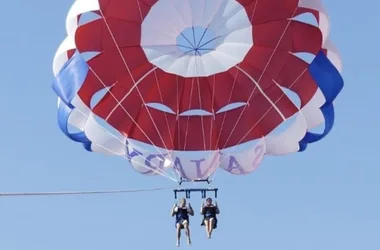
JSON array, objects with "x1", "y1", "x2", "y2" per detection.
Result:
[
  {"x1": 200, "y1": 197, "x2": 220, "y2": 239},
  {"x1": 171, "y1": 198, "x2": 194, "y2": 247}
]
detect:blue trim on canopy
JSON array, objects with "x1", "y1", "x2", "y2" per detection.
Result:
[
  {"x1": 57, "y1": 99, "x2": 92, "y2": 151},
  {"x1": 52, "y1": 51, "x2": 89, "y2": 109},
  {"x1": 298, "y1": 50, "x2": 344, "y2": 152},
  {"x1": 53, "y1": 51, "x2": 92, "y2": 151}
]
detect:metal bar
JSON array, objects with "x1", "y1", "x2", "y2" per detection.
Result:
[
  {"x1": 173, "y1": 188, "x2": 218, "y2": 199},
  {"x1": 178, "y1": 178, "x2": 212, "y2": 185}
]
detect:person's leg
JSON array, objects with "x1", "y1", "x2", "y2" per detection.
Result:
[
  {"x1": 183, "y1": 220, "x2": 191, "y2": 245},
  {"x1": 176, "y1": 223, "x2": 182, "y2": 247},
  {"x1": 208, "y1": 218, "x2": 215, "y2": 238},
  {"x1": 203, "y1": 219, "x2": 210, "y2": 238}
]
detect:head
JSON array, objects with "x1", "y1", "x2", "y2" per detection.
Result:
[
  {"x1": 178, "y1": 198, "x2": 187, "y2": 207},
  {"x1": 206, "y1": 197, "x2": 213, "y2": 206}
]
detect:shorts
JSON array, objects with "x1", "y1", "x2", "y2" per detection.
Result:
[
  {"x1": 176, "y1": 219, "x2": 189, "y2": 228},
  {"x1": 201, "y1": 217, "x2": 217, "y2": 229}
]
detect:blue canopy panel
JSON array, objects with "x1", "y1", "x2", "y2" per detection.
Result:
[
  {"x1": 298, "y1": 50, "x2": 344, "y2": 151},
  {"x1": 53, "y1": 51, "x2": 92, "y2": 151}
]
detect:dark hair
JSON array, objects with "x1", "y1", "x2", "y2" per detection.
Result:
[{"x1": 206, "y1": 197, "x2": 212, "y2": 202}]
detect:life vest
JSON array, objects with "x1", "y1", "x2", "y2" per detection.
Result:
[
  {"x1": 176, "y1": 207, "x2": 189, "y2": 221},
  {"x1": 202, "y1": 206, "x2": 217, "y2": 218}
]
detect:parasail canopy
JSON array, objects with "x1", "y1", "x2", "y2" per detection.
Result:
[{"x1": 52, "y1": 0, "x2": 344, "y2": 183}]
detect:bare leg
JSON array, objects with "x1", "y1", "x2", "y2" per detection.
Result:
[
  {"x1": 208, "y1": 218, "x2": 215, "y2": 238},
  {"x1": 204, "y1": 219, "x2": 210, "y2": 238},
  {"x1": 176, "y1": 224, "x2": 181, "y2": 247},
  {"x1": 183, "y1": 221, "x2": 191, "y2": 245}
]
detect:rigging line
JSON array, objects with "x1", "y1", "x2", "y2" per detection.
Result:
[
  {"x1": 86, "y1": 68, "x2": 178, "y2": 180},
  {"x1": 99, "y1": 10, "x2": 176, "y2": 171},
  {"x1": 94, "y1": 141, "x2": 178, "y2": 182},
  {"x1": 60, "y1": 103, "x2": 176, "y2": 181},
  {"x1": 136, "y1": 0, "x2": 175, "y2": 149},
  {"x1": 0, "y1": 186, "x2": 177, "y2": 197},
  {"x1": 214, "y1": 68, "x2": 308, "y2": 170},
  {"x1": 194, "y1": 56, "x2": 207, "y2": 150},
  {"x1": 221, "y1": 6, "x2": 300, "y2": 149}
]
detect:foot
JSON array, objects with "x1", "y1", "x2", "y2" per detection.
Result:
[
  {"x1": 176, "y1": 241, "x2": 180, "y2": 247},
  {"x1": 187, "y1": 238, "x2": 192, "y2": 246}
]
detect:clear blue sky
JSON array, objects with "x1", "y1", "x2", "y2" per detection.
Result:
[{"x1": 0, "y1": 1, "x2": 379, "y2": 250}]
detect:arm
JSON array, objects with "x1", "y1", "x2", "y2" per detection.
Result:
[
  {"x1": 188, "y1": 203, "x2": 194, "y2": 216},
  {"x1": 171, "y1": 204, "x2": 177, "y2": 217},
  {"x1": 215, "y1": 202, "x2": 220, "y2": 214}
]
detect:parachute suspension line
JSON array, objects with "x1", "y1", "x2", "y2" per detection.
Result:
[
  {"x1": 85, "y1": 63, "x2": 179, "y2": 179},
  {"x1": 210, "y1": 75, "x2": 216, "y2": 149},
  {"x1": 180, "y1": 59, "x2": 207, "y2": 151},
  {"x1": 71, "y1": 108, "x2": 177, "y2": 182},
  {"x1": 136, "y1": 0, "x2": 176, "y2": 163},
  {"x1": 235, "y1": 70, "x2": 307, "y2": 145},
  {"x1": 0, "y1": 185, "x2": 177, "y2": 197},
  {"x1": 215, "y1": 6, "x2": 310, "y2": 168},
  {"x1": 207, "y1": 171, "x2": 218, "y2": 184},
  {"x1": 88, "y1": 68, "x2": 179, "y2": 181},
  {"x1": 93, "y1": 7, "x2": 178, "y2": 177},
  {"x1": 135, "y1": 2, "x2": 215, "y2": 181},
  {"x1": 196, "y1": 57, "x2": 208, "y2": 151},
  {"x1": 213, "y1": 66, "x2": 240, "y2": 149},
  {"x1": 181, "y1": 77, "x2": 195, "y2": 150},
  {"x1": 94, "y1": 143, "x2": 178, "y2": 182},
  {"x1": 217, "y1": 5, "x2": 301, "y2": 150}
]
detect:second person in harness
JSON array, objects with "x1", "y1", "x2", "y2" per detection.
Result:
[{"x1": 200, "y1": 197, "x2": 220, "y2": 239}]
